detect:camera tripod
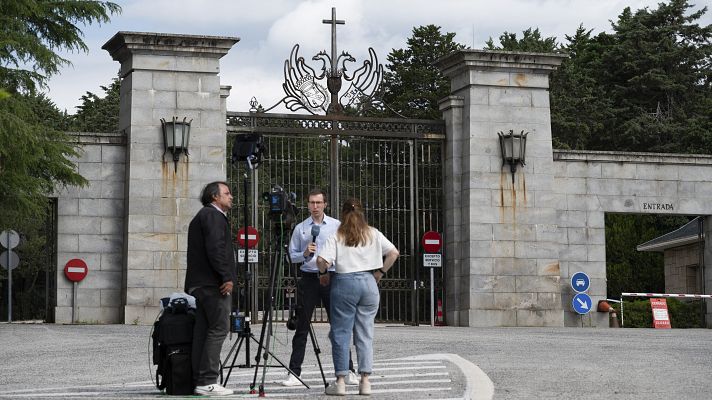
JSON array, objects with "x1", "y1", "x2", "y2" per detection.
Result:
[{"x1": 249, "y1": 218, "x2": 328, "y2": 395}]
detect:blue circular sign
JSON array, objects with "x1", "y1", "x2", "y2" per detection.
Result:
[
  {"x1": 570, "y1": 271, "x2": 590, "y2": 293},
  {"x1": 572, "y1": 293, "x2": 592, "y2": 314}
]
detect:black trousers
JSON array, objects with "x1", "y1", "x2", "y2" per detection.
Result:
[
  {"x1": 191, "y1": 286, "x2": 231, "y2": 386},
  {"x1": 288, "y1": 272, "x2": 354, "y2": 376}
]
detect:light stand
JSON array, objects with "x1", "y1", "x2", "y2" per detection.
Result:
[{"x1": 220, "y1": 135, "x2": 264, "y2": 385}]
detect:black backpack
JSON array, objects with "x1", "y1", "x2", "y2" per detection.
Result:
[{"x1": 153, "y1": 297, "x2": 195, "y2": 395}]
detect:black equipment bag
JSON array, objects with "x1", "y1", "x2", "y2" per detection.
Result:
[{"x1": 153, "y1": 298, "x2": 195, "y2": 395}]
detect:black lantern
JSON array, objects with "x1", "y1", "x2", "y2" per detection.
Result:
[
  {"x1": 160, "y1": 117, "x2": 192, "y2": 172},
  {"x1": 498, "y1": 129, "x2": 528, "y2": 184}
]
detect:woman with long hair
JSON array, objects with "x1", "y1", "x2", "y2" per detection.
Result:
[{"x1": 317, "y1": 198, "x2": 399, "y2": 396}]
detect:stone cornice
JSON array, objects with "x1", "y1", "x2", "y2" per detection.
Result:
[
  {"x1": 102, "y1": 31, "x2": 240, "y2": 63},
  {"x1": 436, "y1": 49, "x2": 567, "y2": 78},
  {"x1": 67, "y1": 131, "x2": 126, "y2": 145},
  {"x1": 553, "y1": 149, "x2": 712, "y2": 165}
]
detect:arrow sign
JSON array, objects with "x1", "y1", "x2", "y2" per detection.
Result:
[{"x1": 572, "y1": 293, "x2": 592, "y2": 314}]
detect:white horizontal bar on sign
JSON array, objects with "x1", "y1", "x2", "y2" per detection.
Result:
[
  {"x1": 621, "y1": 292, "x2": 712, "y2": 298},
  {"x1": 67, "y1": 267, "x2": 86, "y2": 273},
  {"x1": 424, "y1": 239, "x2": 440, "y2": 244},
  {"x1": 239, "y1": 234, "x2": 257, "y2": 239}
]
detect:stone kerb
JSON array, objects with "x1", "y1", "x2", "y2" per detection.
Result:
[
  {"x1": 437, "y1": 50, "x2": 566, "y2": 327},
  {"x1": 104, "y1": 32, "x2": 239, "y2": 324}
]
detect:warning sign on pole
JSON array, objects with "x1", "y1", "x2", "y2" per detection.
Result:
[
  {"x1": 650, "y1": 298, "x2": 671, "y2": 329},
  {"x1": 421, "y1": 231, "x2": 442, "y2": 253},
  {"x1": 423, "y1": 253, "x2": 442, "y2": 268},
  {"x1": 236, "y1": 226, "x2": 260, "y2": 249}
]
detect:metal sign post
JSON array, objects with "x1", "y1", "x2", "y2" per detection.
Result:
[
  {"x1": 421, "y1": 231, "x2": 443, "y2": 327},
  {"x1": 64, "y1": 259, "x2": 89, "y2": 323},
  {"x1": 1, "y1": 230, "x2": 20, "y2": 322}
]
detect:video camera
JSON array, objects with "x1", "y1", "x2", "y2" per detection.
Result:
[
  {"x1": 262, "y1": 185, "x2": 298, "y2": 228},
  {"x1": 231, "y1": 134, "x2": 266, "y2": 169}
]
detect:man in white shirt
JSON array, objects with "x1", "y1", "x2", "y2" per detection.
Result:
[{"x1": 281, "y1": 189, "x2": 357, "y2": 386}]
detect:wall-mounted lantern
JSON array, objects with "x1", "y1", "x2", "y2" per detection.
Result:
[
  {"x1": 160, "y1": 117, "x2": 192, "y2": 172},
  {"x1": 498, "y1": 129, "x2": 528, "y2": 184}
]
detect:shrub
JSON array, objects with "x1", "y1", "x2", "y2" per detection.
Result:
[{"x1": 613, "y1": 298, "x2": 705, "y2": 328}]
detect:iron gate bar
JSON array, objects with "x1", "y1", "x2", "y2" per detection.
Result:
[{"x1": 227, "y1": 112, "x2": 445, "y2": 325}]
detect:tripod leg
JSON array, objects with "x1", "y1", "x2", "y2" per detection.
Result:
[
  {"x1": 220, "y1": 335, "x2": 245, "y2": 386},
  {"x1": 308, "y1": 322, "x2": 329, "y2": 388},
  {"x1": 247, "y1": 334, "x2": 310, "y2": 388}
]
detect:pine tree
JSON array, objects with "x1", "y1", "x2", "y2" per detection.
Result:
[
  {"x1": 380, "y1": 25, "x2": 465, "y2": 119},
  {"x1": 0, "y1": 0, "x2": 121, "y2": 226}
]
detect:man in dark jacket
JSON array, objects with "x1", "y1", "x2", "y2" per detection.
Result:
[{"x1": 185, "y1": 181, "x2": 236, "y2": 396}]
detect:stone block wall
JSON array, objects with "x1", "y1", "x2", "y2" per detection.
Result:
[
  {"x1": 55, "y1": 132, "x2": 126, "y2": 323},
  {"x1": 552, "y1": 150, "x2": 712, "y2": 327}
]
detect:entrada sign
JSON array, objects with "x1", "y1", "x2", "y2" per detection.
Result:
[{"x1": 642, "y1": 202, "x2": 674, "y2": 211}]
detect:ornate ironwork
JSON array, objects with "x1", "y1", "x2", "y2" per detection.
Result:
[
  {"x1": 227, "y1": 111, "x2": 445, "y2": 139},
  {"x1": 254, "y1": 7, "x2": 383, "y2": 116}
]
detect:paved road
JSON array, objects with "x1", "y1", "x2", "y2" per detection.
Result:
[{"x1": 1, "y1": 322, "x2": 711, "y2": 399}]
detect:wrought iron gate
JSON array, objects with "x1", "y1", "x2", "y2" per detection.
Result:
[{"x1": 226, "y1": 112, "x2": 445, "y2": 325}]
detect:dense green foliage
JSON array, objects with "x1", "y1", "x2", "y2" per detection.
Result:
[
  {"x1": 379, "y1": 25, "x2": 465, "y2": 119},
  {"x1": 485, "y1": 27, "x2": 560, "y2": 53},
  {"x1": 552, "y1": 0, "x2": 712, "y2": 153},
  {"x1": 613, "y1": 298, "x2": 704, "y2": 328},
  {"x1": 0, "y1": 0, "x2": 121, "y2": 94},
  {"x1": 605, "y1": 214, "x2": 690, "y2": 298},
  {"x1": 69, "y1": 78, "x2": 120, "y2": 133},
  {"x1": 0, "y1": 0, "x2": 120, "y2": 321},
  {"x1": 0, "y1": 0, "x2": 120, "y2": 225}
]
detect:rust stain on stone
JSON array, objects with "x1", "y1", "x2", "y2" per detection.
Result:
[
  {"x1": 514, "y1": 73, "x2": 527, "y2": 86},
  {"x1": 543, "y1": 261, "x2": 560, "y2": 275},
  {"x1": 499, "y1": 173, "x2": 506, "y2": 222},
  {"x1": 161, "y1": 160, "x2": 171, "y2": 197}
]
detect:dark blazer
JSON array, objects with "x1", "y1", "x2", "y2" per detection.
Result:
[{"x1": 184, "y1": 205, "x2": 236, "y2": 291}]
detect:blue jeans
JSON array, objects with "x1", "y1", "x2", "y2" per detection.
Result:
[{"x1": 329, "y1": 272, "x2": 380, "y2": 376}]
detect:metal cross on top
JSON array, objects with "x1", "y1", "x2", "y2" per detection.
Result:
[
  {"x1": 257, "y1": 7, "x2": 383, "y2": 115},
  {"x1": 323, "y1": 7, "x2": 345, "y2": 78}
]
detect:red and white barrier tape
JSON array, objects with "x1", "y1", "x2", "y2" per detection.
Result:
[{"x1": 622, "y1": 292, "x2": 712, "y2": 299}]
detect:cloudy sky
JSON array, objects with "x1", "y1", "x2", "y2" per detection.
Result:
[{"x1": 45, "y1": 0, "x2": 711, "y2": 114}]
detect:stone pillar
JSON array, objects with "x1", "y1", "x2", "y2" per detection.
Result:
[
  {"x1": 439, "y1": 96, "x2": 465, "y2": 326},
  {"x1": 103, "y1": 32, "x2": 239, "y2": 324},
  {"x1": 704, "y1": 216, "x2": 712, "y2": 328},
  {"x1": 436, "y1": 50, "x2": 566, "y2": 326}
]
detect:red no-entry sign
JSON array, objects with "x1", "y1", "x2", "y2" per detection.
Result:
[
  {"x1": 64, "y1": 259, "x2": 88, "y2": 282},
  {"x1": 236, "y1": 226, "x2": 260, "y2": 248},
  {"x1": 421, "y1": 231, "x2": 442, "y2": 253}
]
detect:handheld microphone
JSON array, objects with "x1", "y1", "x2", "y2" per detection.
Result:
[{"x1": 309, "y1": 225, "x2": 320, "y2": 256}]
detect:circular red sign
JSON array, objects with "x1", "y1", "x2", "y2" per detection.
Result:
[
  {"x1": 421, "y1": 231, "x2": 442, "y2": 253},
  {"x1": 236, "y1": 226, "x2": 260, "y2": 249},
  {"x1": 64, "y1": 258, "x2": 88, "y2": 282}
]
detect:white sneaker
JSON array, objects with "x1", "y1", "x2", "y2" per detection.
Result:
[
  {"x1": 194, "y1": 383, "x2": 233, "y2": 396},
  {"x1": 345, "y1": 371, "x2": 360, "y2": 386},
  {"x1": 280, "y1": 373, "x2": 302, "y2": 387}
]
